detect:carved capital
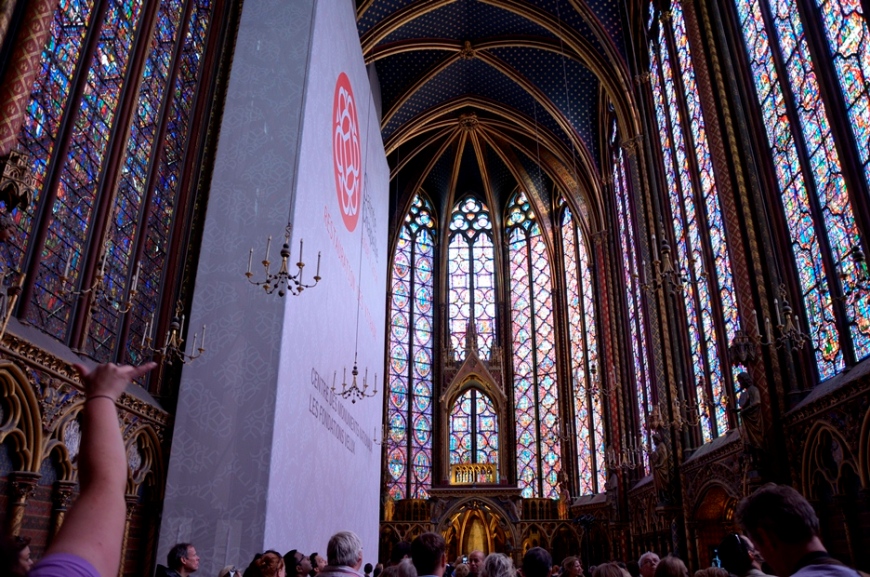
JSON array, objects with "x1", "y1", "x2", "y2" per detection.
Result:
[
  {"x1": 52, "y1": 480, "x2": 77, "y2": 510},
  {"x1": 9, "y1": 471, "x2": 40, "y2": 504},
  {"x1": 620, "y1": 134, "x2": 644, "y2": 156},
  {"x1": 634, "y1": 72, "x2": 650, "y2": 85},
  {"x1": 459, "y1": 40, "x2": 475, "y2": 60}
]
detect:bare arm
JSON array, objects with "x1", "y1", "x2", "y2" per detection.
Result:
[{"x1": 44, "y1": 362, "x2": 156, "y2": 577}]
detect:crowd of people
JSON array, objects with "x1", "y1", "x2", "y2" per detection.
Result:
[{"x1": 0, "y1": 362, "x2": 866, "y2": 577}]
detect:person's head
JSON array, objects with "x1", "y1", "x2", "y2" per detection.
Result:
[
  {"x1": 521, "y1": 547, "x2": 552, "y2": 577},
  {"x1": 0, "y1": 534, "x2": 32, "y2": 576},
  {"x1": 411, "y1": 532, "x2": 447, "y2": 576},
  {"x1": 253, "y1": 551, "x2": 287, "y2": 577},
  {"x1": 366, "y1": 563, "x2": 375, "y2": 575},
  {"x1": 392, "y1": 542, "x2": 413, "y2": 566},
  {"x1": 561, "y1": 556, "x2": 582, "y2": 577},
  {"x1": 717, "y1": 534, "x2": 762, "y2": 577},
  {"x1": 384, "y1": 559, "x2": 419, "y2": 577},
  {"x1": 455, "y1": 563, "x2": 471, "y2": 577},
  {"x1": 311, "y1": 553, "x2": 326, "y2": 573},
  {"x1": 593, "y1": 563, "x2": 626, "y2": 577},
  {"x1": 637, "y1": 553, "x2": 659, "y2": 577},
  {"x1": 298, "y1": 555, "x2": 313, "y2": 575},
  {"x1": 328, "y1": 531, "x2": 365, "y2": 570},
  {"x1": 693, "y1": 569, "x2": 728, "y2": 577},
  {"x1": 468, "y1": 551, "x2": 485, "y2": 576},
  {"x1": 168, "y1": 543, "x2": 200, "y2": 574},
  {"x1": 481, "y1": 553, "x2": 515, "y2": 577},
  {"x1": 625, "y1": 562, "x2": 640, "y2": 577},
  {"x1": 737, "y1": 483, "x2": 824, "y2": 576},
  {"x1": 653, "y1": 557, "x2": 687, "y2": 577}
]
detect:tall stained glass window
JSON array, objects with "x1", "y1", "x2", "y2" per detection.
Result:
[
  {"x1": 448, "y1": 196, "x2": 496, "y2": 361},
  {"x1": 613, "y1": 144, "x2": 651, "y2": 474},
  {"x1": 507, "y1": 192, "x2": 560, "y2": 498},
  {"x1": 732, "y1": 0, "x2": 870, "y2": 378},
  {"x1": 561, "y1": 203, "x2": 605, "y2": 495},
  {"x1": 386, "y1": 194, "x2": 436, "y2": 500},
  {"x1": 449, "y1": 388, "x2": 498, "y2": 465},
  {"x1": 5, "y1": 0, "x2": 217, "y2": 375},
  {"x1": 649, "y1": 3, "x2": 739, "y2": 441}
]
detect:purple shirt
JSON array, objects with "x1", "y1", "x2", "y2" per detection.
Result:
[{"x1": 30, "y1": 553, "x2": 100, "y2": 577}]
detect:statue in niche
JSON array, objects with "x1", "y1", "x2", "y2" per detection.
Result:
[
  {"x1": 557, "y1": 470, "x2": 571, "y2": 520},
  {"x1": 650, "y1": 428, "x2": 672, "y2": 507},
  {"x1": 736, "y1": 371, "x2": 765, "y2": 469},
  {"x1": 605, "y1": 471, "x2": 620, "y2": 519},
  {"x1": 383, "y1": 493, "x2": 395, "y2": 522}
]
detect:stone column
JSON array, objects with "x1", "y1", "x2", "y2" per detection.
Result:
[
  {"x1": 7, "y1": 471, "x2": 40, "y2": 536},
  {"x1": 50, "y1": 480, "x2": 76, "y2": 541},
  {"x1": 119, "y1": 494, "x2": 138, "y2": 577}
]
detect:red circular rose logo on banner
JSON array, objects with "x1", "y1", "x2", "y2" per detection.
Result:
[{"x1": 333, "y1": 72, "x2": 361, "y2": 232}]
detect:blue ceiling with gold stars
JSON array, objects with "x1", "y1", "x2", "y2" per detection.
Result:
[{"x1": 358, "y1": 0, "x2": 634, "y2": 220}]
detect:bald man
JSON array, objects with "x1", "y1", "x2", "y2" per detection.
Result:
[{"x1": 467, "y1": 552, "x2": 484, "y2": 577}]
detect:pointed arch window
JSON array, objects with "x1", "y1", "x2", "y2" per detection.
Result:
[
  {"x1": 4, "y1": 0, "x2": 216, "y2": 367},
  {"x1": 560, "y1": 203, "x2": 605, "y2": 495},
  {"x1": 506, "y1": 191, "x2": 560, "y2": 498},
  {"x1": 449, "y1": 388, "x2": 498, "y2": 465},
  {"x1": 649, "y1": 3, "x2": 740, "y2": 441},
  {"x1": 613, "y1": 143, "x2": 652, "y2": 474},
  {"x1": 731, "y1": 0, "x2": 870, "y2": 378},
  {"x1": 386, "y1": 194, "x2": 436, "y2": 500},
  {"x1": 448, "y1": 196, "x2": 496, "y2": 361}
]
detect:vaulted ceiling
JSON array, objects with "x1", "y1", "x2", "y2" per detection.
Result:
[{"x1": 356, "y1": 0, "x2": 647, "y2": 236}]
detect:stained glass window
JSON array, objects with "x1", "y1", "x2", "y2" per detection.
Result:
[
  {"x1": 449, "y1": 388, "x2": 498, "y2": 465},
  {"x1": 507, "y1": 192, "x2": 560, "y2": 498},
  {"x1": 732, "y1": 0, "x2": 870, "y2": 378},
  {"x1": 613, "y1": 143, "x2": 651, "y2": 474},
  {"x1": 8, "y1": 0, "x2": 217, "y2": 377},
  {"x1": 561, "y1": 204, "x2": 605, "y2": 495},
  {"x1": 649, "y1": 3, "x2": 740, "y2": 441},
  {"x1": 28, "y1": 0, "x2": 146, "y2": 339},
  {"x1": 814, "y1": 0, "x2": 869, "y2": 192},
  {"x1": 448, "y1": 196, "x2": 496, "y2": 361},
  {"x1": 8, "y1": 2, "x2": 98, "y2": 275},
  {"x1": 387, "y1": 194, "x2": 436, "y2": 500},
  {"x1": 128, "y1": 0, "x2": 213, "y2": 365}
]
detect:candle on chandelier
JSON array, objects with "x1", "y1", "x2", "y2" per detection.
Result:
[
  {"x1": 63, "y1": 251, "x2": 72, "y2": 280},
  {"x1": 753, "y1": 308, "x2": 761, "y2": 337},
  {"x1": 131, "y1": 261, "x2": 140, "y2": 292},
  {"x1": 265, "y1": 235, "x2": 272, "y2": 263},
  {"x1": 247, "y1": 248, "x2": 253, "y2": 274},
  {"x1": 299, "y1": 238, "x2": 304, "y2": 263},
  {"x1": 315, "y1": 251, "x2": 321, "y2": 277},
  {"x1": 200, "y1": 324, "x2": 206, "y2": 349},
  {"x1": 774, "y1": 298, "x2": 782, "y2": 326},
  {"x1": 100, "y1": 251, "x2": 107, "y2": 277}
]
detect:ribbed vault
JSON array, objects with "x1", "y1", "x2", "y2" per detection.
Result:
[{"x1": 357, "y1": 0, "x2": 644, "y2": 234}]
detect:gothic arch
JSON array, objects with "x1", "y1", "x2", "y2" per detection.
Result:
[
  {"x1": 0, "y1": 362, "x2": 44, "y2": 472},
  {"x1": 440, "y1": 369, "x2": 509, "y2": 484},
  {"x1": 436, "y1": 496, "x2": 521, "y2": 554},
  {"x1": 802, "y1": 422, "x2": 859, "y2": 499},
  {"x1": 42, "y1": 404, "x2": 84, "y2": 482},
  {"x1": 125, "y1": 425, "x2": 165, "y2": 497}
]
